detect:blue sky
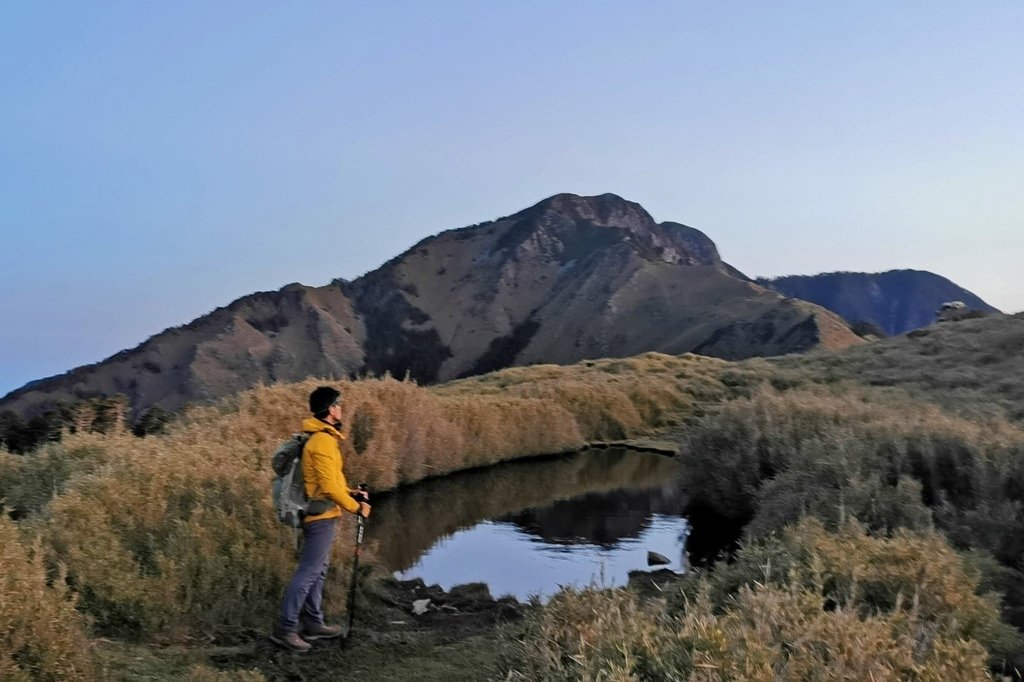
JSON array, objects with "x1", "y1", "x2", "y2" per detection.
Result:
[{"x1": 2, "y1": 1, "x2": 1022, "y2": 396}]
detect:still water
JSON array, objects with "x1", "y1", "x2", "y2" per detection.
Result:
[{"x1": 371, "y1": 449, "x2": 688, "y2": 601}]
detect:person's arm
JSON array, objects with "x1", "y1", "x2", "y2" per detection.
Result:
[{"x1": 307, "y1": 435, "x2": 361, "y2": 514}]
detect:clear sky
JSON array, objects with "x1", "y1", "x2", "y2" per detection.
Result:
[{"x1": 2, "y1": 2, "x2": 1022, "y2": 396}]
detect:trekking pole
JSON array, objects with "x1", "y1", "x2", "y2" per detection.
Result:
[{"x1": 345, "y1": 483, "x2": 370, "y2": 641}]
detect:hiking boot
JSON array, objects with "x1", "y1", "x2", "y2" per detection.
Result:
[
  {"x1": 301, "y1": 621, "x2": 348, "y2": 640},
  {"x1": 270, "y1": 628, "x2": 312, "y2": 652}
]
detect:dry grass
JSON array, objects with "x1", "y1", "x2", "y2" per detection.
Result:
[
  {"x1": 0, "y1": 516, "x2": 97, "y2": 681},
  {"x1": 1, "y1": 361, "x2": 722, "y2": 644},
  {"x1": 4, "y1": 314, "x2": 1024, "y2": 678},
  {"x1": 772, "y1": 313, "x2": 1024, "y2": 423},
  {"x1": 510, "y1": 519, "x2": 1009, "y2": 681},
  {"x1": 674, "y1": 378, "x2": 1024, "y2": 670},
  {"x1": 183, "y1": 665, "x2": 266, "y2": 681}
]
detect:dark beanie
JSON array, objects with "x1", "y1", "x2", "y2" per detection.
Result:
[{"x1": 309, "y1": 386, "x2": 341, "y2": 416}]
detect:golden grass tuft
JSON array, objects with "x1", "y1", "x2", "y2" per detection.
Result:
[
  {"x1": 706, "y1": 518, "x2": 1019, "y2": 659},
  {"x1": 0, "y1": 516, "x2": 97, "y2": 681}
]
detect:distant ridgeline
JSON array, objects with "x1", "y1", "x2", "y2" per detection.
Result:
[
  {"x1": 1, "y1": 193, "x2": 866, "y2": 420},
  {"x1": 757, "y1": 270, "x2": 1000, "y2": 336}
]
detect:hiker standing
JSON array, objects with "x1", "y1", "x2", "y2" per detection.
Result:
[{"x1": 272, "y1": 386, "x2": 371, "y2": 652}]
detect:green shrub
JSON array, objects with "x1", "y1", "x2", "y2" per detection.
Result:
[
  {"x1": 0, "y1": 435, "x2": 117, "y2": 519},
  {"x1": 679, "y1": 385, "x2": 1024, "y2": 545}
]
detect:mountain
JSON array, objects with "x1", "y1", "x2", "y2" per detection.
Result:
[
  {"x1": 757, "y1": 270, "x2": 1000, "y2": 336},
  {"x1": 1, "y1": 193, "x2": 862, "y2": 417}
]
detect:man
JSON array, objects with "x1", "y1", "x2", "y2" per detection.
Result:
[{"x1": 271, "y1": 386, "x2": 371, "y2": 652}]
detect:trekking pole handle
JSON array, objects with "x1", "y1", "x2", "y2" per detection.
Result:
[{"x1": 354, "y1": 483, "x2": 371, "y2": 518}]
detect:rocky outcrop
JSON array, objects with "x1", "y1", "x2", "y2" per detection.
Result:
[{"x1": 365, "y1": 193, "x2": 859, "y2": 382}]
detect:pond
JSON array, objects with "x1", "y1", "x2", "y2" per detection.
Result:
[{"x1": 369, "y1": 448, "x2": 692, "y2": 601}]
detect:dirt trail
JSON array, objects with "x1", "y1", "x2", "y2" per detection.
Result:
[{"x1": 209, "y1": 578, "x2": 525, "y2": 681}]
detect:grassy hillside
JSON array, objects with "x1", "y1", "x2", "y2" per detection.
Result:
[
  {"x1": 2, "y1": 314, "x2": 1023, "y2": 679},
  {"x1": 771, "y1": 312, "x2": 1024, "y2": 422}
]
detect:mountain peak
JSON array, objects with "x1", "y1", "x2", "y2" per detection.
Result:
[
  {"x1": 526, "y1": 192, "x2": 655, "y2": 233},
  {"x1": 495, "y1": 192, "x2": 717, "y2": 267}
]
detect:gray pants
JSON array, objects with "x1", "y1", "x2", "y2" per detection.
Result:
[{"x1": 277, "y1": 517, "x2": 338, "y2": 632}]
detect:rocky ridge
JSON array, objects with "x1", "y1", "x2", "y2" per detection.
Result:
[{"x1": 2, "y1": 193, "x2": 862, "y2": 417}]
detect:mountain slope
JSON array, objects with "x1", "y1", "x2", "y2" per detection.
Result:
[
  {"x1": 2, "y1": 193, "x2": 862, "y2": 417},
  {"x1": 2, "y1": 285, "x2": 365, "y2": 414},
  {"x1": 353, "y1": 193, "x2": 859, "y2": 379},
  {"x1": 758, "y1": 270, "x2": 1000, "y2": 335}
]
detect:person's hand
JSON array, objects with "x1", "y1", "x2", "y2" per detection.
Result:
[{"x1": 358, "y1": 502, "x2": 371, "y2": 518}]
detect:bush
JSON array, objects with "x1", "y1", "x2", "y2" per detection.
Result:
[
  {"x1": 132, "y1": 406, "x2": 174, "y2": 437},
  {"x1": 679, "y1": 385, "x2": 1024, "y2": 544},
  {"x1": 0, "y1": 435, "x2": 119, "y2": 520},
  {"x1": 702, "y1": 519, "x2": 1019, "y2": 660},
  {"x1": 510, "y1": 520, "x2": 1011, "y2": 680}
]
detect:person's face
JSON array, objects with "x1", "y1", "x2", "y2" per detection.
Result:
[{"x1": 327, "y1": 397, "x2": 342, "y2": 422}]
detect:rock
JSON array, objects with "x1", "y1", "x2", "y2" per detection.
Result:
[
  {"x1": 397, "y1": 578, "x2": 445, "y2": 602},
  {"x1": 627, "y1": 568, "x2": 683, "y2": 597},
  {"x1": 443, "y1": 582, "x2": 493, "y2": 612},
  {"x1": 647, "y1": 551, "x2": 671, "y2": 566},
  {"x1": 411, "y1": 599, "x2": 432, "y2": 615}
]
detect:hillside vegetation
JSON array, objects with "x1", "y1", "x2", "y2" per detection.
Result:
[
  {"x1": 522, "y1": 312, "x2": 1024, "y2": 679},
  {"x1": 1, "y1": 313, "x2": 1022, "y2": 679},
  {"x1": 511, "y1": 519, "x2": 1010, "y2": 680},
  {"x1": 0, "y1": 352, "x2": 726, "y2": 678},
  {"x1": 772, "y1": 311, "x2": 1024, "y2": 422}
]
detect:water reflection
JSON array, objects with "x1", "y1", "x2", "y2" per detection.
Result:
[
  {"x1": 506, "y1": 485, "x2": 682, "y2": 547},
  {"x1": 369, "y1": 449, "x2": 689, "y2": 600}
]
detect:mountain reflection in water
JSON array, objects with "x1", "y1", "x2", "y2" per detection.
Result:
[{"x1": 369, "y1": 449, "x2": 689, "y2": 600}]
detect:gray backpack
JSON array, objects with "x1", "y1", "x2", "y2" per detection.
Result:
[
  {"x1": 271, "y1": 434, "x2": 312, "y2": 528},
  {"x1": 271, "y1": 434, "x2": 337, "y2": 527}
]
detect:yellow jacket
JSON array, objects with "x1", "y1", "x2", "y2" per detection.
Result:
[{"x1": 301, "y1": 417, "x2": 361, "y2": 523}]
